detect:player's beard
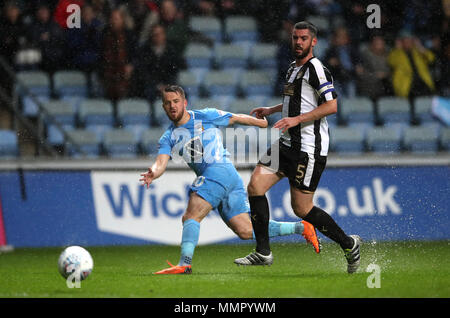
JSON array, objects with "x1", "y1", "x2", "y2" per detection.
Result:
[
  {"x1": 293, "y1": 42, "x2": 312, "y2": 60},
  {"x1": 169, "y1": 108, "x2": 185, "y2": 123}
]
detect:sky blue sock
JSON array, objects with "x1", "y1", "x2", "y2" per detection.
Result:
[
  {"x1": 253, "y1": 220, "x2": 304, "y2": 239},
  {"x1": 179, "y1": 219, "x2": 200, "y2": 266}
]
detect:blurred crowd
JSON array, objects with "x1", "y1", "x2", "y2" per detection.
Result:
[{"x1": 0, "y1": 0, "x2": 449, "y2": 105}]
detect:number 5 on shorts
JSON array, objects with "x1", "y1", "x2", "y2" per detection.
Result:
[{"x1": 294, "y1": 164, "x2": 306, "y2": 186}]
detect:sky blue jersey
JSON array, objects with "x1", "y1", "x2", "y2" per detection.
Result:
[{"x1": 158, "y1": 108, "x2": 233, "y2": 176}]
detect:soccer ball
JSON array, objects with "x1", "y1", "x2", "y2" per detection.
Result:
[{"x1": 58, "y1": 246, "x2": 93, "y2": 281}]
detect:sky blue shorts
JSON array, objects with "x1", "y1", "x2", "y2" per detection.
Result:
[{"x1": 189, "y1": 164, "x2": 250, "y2": 222}]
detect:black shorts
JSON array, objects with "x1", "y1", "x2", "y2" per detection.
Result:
[{"x1": 258, "y1": 140, "x2": 327, "y2": 193}]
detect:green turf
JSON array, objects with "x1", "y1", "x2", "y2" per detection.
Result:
[{"x1": 0, "y1": 241, "x2": 449, "y2": 298}]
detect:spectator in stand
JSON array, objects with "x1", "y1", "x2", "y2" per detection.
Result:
[
  {"x1": 358, "y1": 34, "x2": 392, "y2": 100},
  {"x1": 28, "y1": 4, "x2": 65, "y2": 74},
  {"x1": 158, "y1": 0, "x2": 212, "y2": 54},
  {"x1": 131, "y1": 24, "x2": 185, "y2": 102},
  {"x1": 324, "y1": 26, "x2": 363, "y2": 97},
  {"x1": 65, "y1": 4, "x2": 103, "y2": 74},
  {"x1": 118, "y1": 0, "x2": 159, "y2": 46},
  {"x1": 99, "y1": 9, "x2": 136, "y2": 102},
  {"x1": 388, "y1": 30, "x2": 436, "y2": 99},
  {"x1": 0, "y1": 1, "x2": 27, "y2": 68},
  {"x1": 90, "y1": 0, "x2": 114, "y2": 27}
]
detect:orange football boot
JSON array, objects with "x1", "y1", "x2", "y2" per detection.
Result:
[
  {"x1": 154, "y1": 260, "x2": 192, "y2": 274},
  {"x1": 301, "y1": 220, "x2": 321, "y2": 253}
]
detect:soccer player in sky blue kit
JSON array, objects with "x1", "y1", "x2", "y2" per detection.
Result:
[{"x1": 139, "y1": 85, "x2": 321, "y2": 274}]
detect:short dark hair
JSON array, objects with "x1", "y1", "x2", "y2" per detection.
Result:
[
  {"x1": 294, "y1": 21, "x2": 318, "y2": 38},
  {"x1": 163, "y1": 85, "x2": 185, "y2": 99}
]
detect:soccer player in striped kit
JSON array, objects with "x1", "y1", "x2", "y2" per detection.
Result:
[{"x1": 234, "y1": 21, "x2": 361, "y2": 273}]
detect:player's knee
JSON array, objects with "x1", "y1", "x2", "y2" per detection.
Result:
[
  {"x1": 247, "y1": 177, "x2": 263, "y2": 196},
  {"x1": 236, "y1": 227, "x2": 253, "y2": 240}
]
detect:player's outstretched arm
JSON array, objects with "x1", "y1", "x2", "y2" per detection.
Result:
[
  {"x1": 250, "y1": 103, "x2": 283, "y2": 119},
  {"x1": 274, "y1": 99, "x2": 337, "y2": 133},
  {"x1": 140, "y1": 154, "x2": 170, "y2": 188},
  {"x1": 228, "y1": 113, "x2": 268, "y2": 128}
]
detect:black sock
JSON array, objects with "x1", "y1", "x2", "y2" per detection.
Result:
[
  {"x1": 249, "y1": 195, "x2": 271, "y2": 255},
  {"x1": 303, "y1": 206, "x2": 353, "y2": 250}
]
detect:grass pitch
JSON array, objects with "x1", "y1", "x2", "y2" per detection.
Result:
[{"x1": 0, "y1": 241, "x2": 449, "y2": 298}]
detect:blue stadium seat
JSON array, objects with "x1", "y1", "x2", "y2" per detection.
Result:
[
  {"x1": 79, "y1": 99, "x2": 115, "y2": 127},
  {"x1": 413, "y1": 96, "x2": 435, "y2": 124},
  {"x1": 377, "y1": 96, "x2": 411, "y2": 124},
  {"x1": 21, "y1": 95, "x2": 50, "y2": 117},
  {"x1": 203, "y1": 70, "x2": 240, "y2": 98},
  {"x1": 53, "y1": 70, "x2": 88, "y2": 97},
  {"x1": 366, "y1": 126, "x2": 402, "y2": 154},
  {"x1": 184, "y1": 43, "x2": 213, "y2": 69},
  {"x1": 42, "y1": 100, "x2": 76, "y2": 126},
  {"x1": 16, "y1": 71, "x2": 51, "y2": 97},
  {"x1": 224, "y1": 16, "x2": 259, "y2": 43},
  {"x1": 47, "y1": 124, "x2": 74, "y2": 146},
  {"x1": 189, "y1": 16, "x2": 223, "y2": 43},
  {"x1": 189, "y1": 96, "x2": 233, "y2": 111},
  {"x1": 249, "y1": 43, "x2": 278, "y2": 69},
  {"x1": 65, "y1": 129, "x2": 101, "y2": 158},
  {"x1": 403, "y1": 125, "x2": 439, "y2": 154},
  {"x1": 340, "y1": 97, "x2": 375, "y2": 125},
  {"x1": 103, "y1": 129, "x2": 138, "y2": 158},
  {"x1": 0, "y1": 130, "x2": 19, "y2": 158},
  {"x1": 439, "y1": 127, "x2": 450, "y2": 151},
  {"x1": 330, "y1": 126, "x2": 365, "y2": 154},
  {"x1": 228, "y1": 98, "x2": 259, "y2": 116},
  {"x1": 177, "y1": 70, "x2": 202, "y2": 99},
  {"x1": 117, "y1": 98, "x2": 151, "y2": 126},
  {"x1": 214, "y1": 43, "x2": 250, "y2": 69},
  {"x1": 240, "y1": 70, "x2": 274, "y2": 98},
  {"x1": 141, "y1": 128, "x2": 167, "y2": 155}
]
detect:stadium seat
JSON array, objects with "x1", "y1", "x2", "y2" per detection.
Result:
[
  {"x1": 16, "y1": 71, "x2": 51, "y2": 97},
  {"x1": 228, "y1": 98, "x2": 259, "y2": 116},
  {"x1": 117, "y1": 98, "x2": 151, "y2": 126},
  {"x1": 329, "y1": 126, "x2": 365, "y2": 154},
  {"x1": 46, "y1": 124, "x2": 74, "y2": 146},
  {"x1": 65, "y1": 129, "x2": 101, "y2": 158},
  {"x1": 21, "y1": 95, "x2": 50, "y2": 117},
  {"x1": 413, "y1": 96, "x2": 434, "y2": 124},
  {"x1": 313, "y1": 38, "x2": 329, "y2": 60},
  {"x1": 85, "y1": 125, "x2": 112, "y2": 142},
  {"x1": 203, "y1": 70, "x2": 240, "y2": 98},
  {"x1": 306, "y1": 16, "x2": 330, "y2": 33},
  {"x1": 366, "y1": 126, "x2": 402, "y2": 153},
  {"x1": 377, "y1": 96, "x2": 412, "y2": 124},
  {"x1": 214, "y1": 43, "x2": 250, "y2": 69},
  {"x1": 189, "y1": 96, "x2": 233, "y2": 111},
  {"x1": 249, "y1": 43, "x2": 278, "y2": 69},
  {"x1": 141, "y1": 128, "x2": 167, "y2": 155},
  {"x1": 189, "y1": 16, "x2": 223, "y2": 43},
  {"x1": 53, "y1": 70, "x2": 88, "y2": 97},
  {"x1": 403, "y1": 125, "x2": 439, "y2": 154},
  {"x1": 103, "y1": 129, "x2": 138, "y2": 158},
  {"x1": 79, "y1": 99, "x2": 115, "y2": 127},
  {"x1": 177, "y1": 70, "x2": 202, "y2": 98},
  {"x1": 224, "y1": 16, "x2": 259, "y2": 43},
  {"x1": 340, "y1": 96, "x2": 375, "y2": 125},
  {"x1": 41, "y1": 100, "x2": 76, "y2": 126},
  {"x1": 240, "y1": 70, "x2": 274, "y2": 97},
  {"x1": 439, "y1": 127, "x2": 450, "y2": 151},
  {"x1": 184, "y1": 43, "x2": 213, "y2": 69},
  {"x1": 0, "y1": 129, "x2": 19, "y2": 158}
]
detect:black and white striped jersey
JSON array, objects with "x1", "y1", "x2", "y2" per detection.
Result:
[{"x1": 280, "y1": 56, "x2": 337, "y2": 157}]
